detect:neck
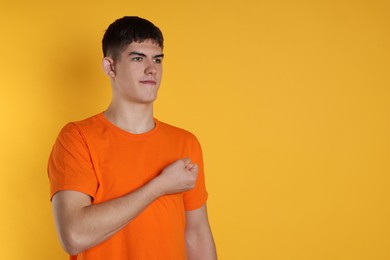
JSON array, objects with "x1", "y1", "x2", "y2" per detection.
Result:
[{"x1": 104, "y1": 102, "x2": 155, "y2": 134}]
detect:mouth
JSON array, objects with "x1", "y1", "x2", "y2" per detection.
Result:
[{"x1": 139, "y1": 80, "x2": 157, "y2": 85}]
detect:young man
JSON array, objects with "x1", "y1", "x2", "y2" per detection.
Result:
[{"x1": 48, "y1": 16, "x2": 217, "y2": 260}]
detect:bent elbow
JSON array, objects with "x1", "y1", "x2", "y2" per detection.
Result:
[
  {"x1": 59, "y1": 230, "x2": 87, "y2": 255},
  {"x1": 62, "y1": 243, "x2": 83, "y2": 256}
]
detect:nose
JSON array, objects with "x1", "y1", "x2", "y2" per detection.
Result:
[{"x1": 145, "y1": 60, "x2": 157, "y2": 75}]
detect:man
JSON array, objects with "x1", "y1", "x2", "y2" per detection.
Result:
[{"x1": 48, "y1": 16, "x2": 217, "y2": 260}]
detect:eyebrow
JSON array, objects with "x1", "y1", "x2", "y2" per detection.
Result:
[{"x1": 129, "y1": 51, "x2": 164, "y2": 59}]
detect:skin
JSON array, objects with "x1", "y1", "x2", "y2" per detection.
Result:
[{"x1": 51, "y1": 40, "x2": 217, "y2": 259}]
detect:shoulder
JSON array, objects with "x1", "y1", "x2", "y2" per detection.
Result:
[
  {"x1": 156, "y1": 119, "x2": 203, "y2": 155},
  {"x1": 59, "y1": 113, "x2": 105, "y2": 136},
  {"x1": 72, "y1": 113, "x2": 105, "y2": 131},
  {"x1": 157, "y1": 119, "x2": 199, "y2": 143},
  {"x1": 55, "y1": 113, "x2": 106, "y2": 148}
]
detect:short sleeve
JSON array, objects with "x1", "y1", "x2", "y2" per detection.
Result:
[
  {"x1": 183, "y1": 135, "x2": 208, "y2": 210},
  {"x1": 48, "y1": 123, "x2": 98, "y2": 200}
]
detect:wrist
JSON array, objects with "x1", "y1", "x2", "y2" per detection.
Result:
[{"x1": 146, "y1": 177, "x2": 165, "y2": 199}]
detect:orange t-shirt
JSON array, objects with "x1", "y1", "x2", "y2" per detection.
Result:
[{"x1": 48, "y1": 113, "x2": 208, "y2": 260}]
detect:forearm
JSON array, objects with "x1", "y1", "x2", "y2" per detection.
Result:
[
  {"x1": 185, "y1": 205, "x2": 217, "y2": 260},
  {"x1": 53, "y1": 180, "x2": 162, "y2": 255},
  {"x1": 185, "y1": 225, "x2": 217, "y2": 260}
]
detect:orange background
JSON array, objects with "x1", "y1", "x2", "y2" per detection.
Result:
[{"x1": 1, "y1": 1, "x2": 389, "y2": 259}]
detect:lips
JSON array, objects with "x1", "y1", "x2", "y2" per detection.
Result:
[{"x1": 139, "y1": 80, "x2": 156, "y2": 85}]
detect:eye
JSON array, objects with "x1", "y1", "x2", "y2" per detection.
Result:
[
  {"x1": 153, "y1": 58, "x2": 162, "y2": 64},
  {"x1": 132, "y1": 57, "x2": 143, "y2": 62}
]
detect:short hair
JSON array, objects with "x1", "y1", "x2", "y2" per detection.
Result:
[{"x1": 102, "y1": 16, "x2": 164, "y2": 60}]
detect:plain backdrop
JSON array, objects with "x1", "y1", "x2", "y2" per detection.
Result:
[{"x1": 0, "y1": 0, "x2": 389, "y2": 259}]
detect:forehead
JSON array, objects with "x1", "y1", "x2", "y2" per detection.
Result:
[{"x1": 122, "y1": 40, "x2": 163, "y2": 55}]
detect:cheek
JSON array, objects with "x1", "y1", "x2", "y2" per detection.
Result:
[{"x1": 117, "y1": 69, "x2": 138, "y2": 81}]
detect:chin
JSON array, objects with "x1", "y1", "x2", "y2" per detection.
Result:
[{"x1": 139, "y1": 96, "x2": 158, "y2": 104}]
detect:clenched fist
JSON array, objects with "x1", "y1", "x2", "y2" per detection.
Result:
[{"x1": 153, "y1": 158, "x2": 199, "y2": 196}]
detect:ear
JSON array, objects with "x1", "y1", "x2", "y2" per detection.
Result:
[{"x1": 102, "y1": 57, "x2": 116, "y2": 77}]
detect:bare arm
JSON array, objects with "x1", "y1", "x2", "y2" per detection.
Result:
[
  {"x1": 52, "y1": 158, "x2": 198, "y2": 255},
  {"x1": 185, "y1": 204, "x2": 217, "y2": 260}
]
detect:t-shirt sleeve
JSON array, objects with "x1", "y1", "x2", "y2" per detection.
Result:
[
  {"x1": 48, "y1": 123, "x2": 98, "y2": 200},
  {"x1": 183, "y1": 135, "x2": 208, "y2": 210}
]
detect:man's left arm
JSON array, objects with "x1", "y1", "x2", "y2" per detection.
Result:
[{"x1": 185, "y1": 204, "x2": 217, "y2": 260}]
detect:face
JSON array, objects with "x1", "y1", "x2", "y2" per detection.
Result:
[{"x1": 106, "y1": 40, "x2": 164, "y2": 105}]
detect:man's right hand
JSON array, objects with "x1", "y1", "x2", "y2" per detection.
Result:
[{"x1": 153, "y1": 158, "x2": 199, "y2": 196}]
